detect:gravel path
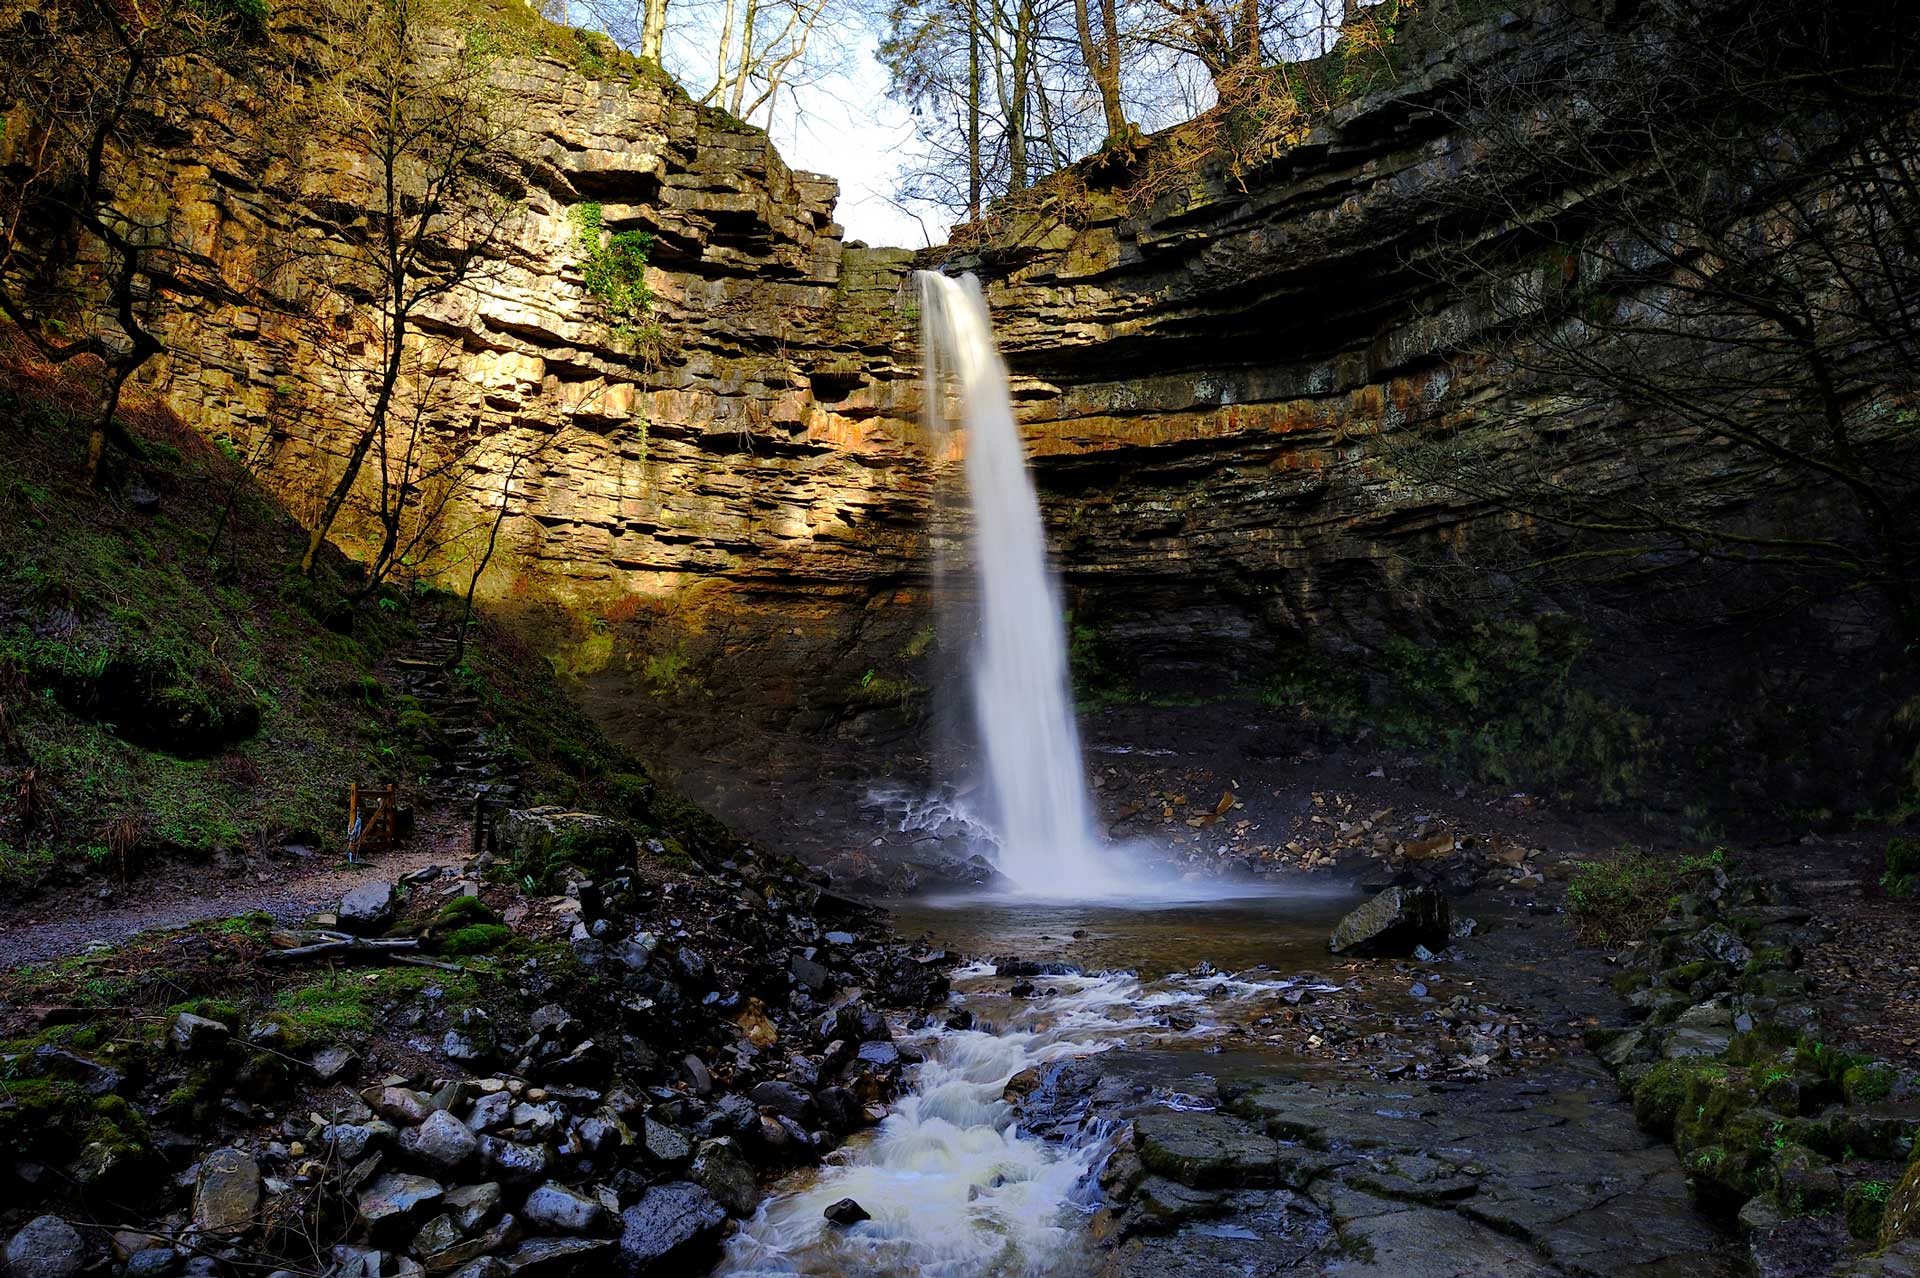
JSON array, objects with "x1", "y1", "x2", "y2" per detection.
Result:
[{"x1": 0, "y1": 838, "x2": 458, "y2": 970}]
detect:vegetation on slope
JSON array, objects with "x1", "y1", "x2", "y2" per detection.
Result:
[{"x1": 0, "y1": 339, "x2": 740, "y2": 898}]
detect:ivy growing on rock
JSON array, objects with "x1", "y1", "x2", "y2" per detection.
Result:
[{"x1": 570, "y1": 201, "x2": 660, "y2": 355}]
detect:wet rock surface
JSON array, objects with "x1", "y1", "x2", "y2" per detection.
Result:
[
  {"x1": 1095, "y1": 1059, "x2": 1738, "y2": 1277},
  {"x1": 1328, "y1": 885, "x2": 1450, "y2": 957}
]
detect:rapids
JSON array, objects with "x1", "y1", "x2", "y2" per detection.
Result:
[{"x1": 714, "y1": 893, "x2": 1351, "y2": 1278}]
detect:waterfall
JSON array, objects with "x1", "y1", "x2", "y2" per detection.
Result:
[{"x1": 917, "y1": 272, "x2": 1126, "y2": 897}]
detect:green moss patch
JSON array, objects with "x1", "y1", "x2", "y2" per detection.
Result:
[
  {"x1": 437, "y1": 923, "x2": 513, "y2": 956},
  {"x1": 1565, "y1": 848, "x2": 1726, "y2": 947}
]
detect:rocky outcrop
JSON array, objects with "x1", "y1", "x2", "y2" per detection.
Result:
[{"x1": 28, "y1": 2, "x2": 1907, "y2": 821}]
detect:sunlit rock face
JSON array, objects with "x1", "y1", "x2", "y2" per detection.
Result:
[{"x1": 31, "y1": 10, "x2": 1904, "y2": 811}]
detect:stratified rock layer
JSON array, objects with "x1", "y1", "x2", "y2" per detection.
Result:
[{"x1": 25, "y1": 7, "x2": 1901, "y2": 817}]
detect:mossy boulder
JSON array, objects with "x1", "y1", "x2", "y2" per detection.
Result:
[
  {"x1": 438, "y1": 924, "x2": 513, "y2": 956},
  {"x1": 502, "y1": 807, "x2": 635, "y2": 890},
  {"x1": 1768, "y1": 1142, "x2": 1841, "y2": 1214},
  {"x1": 1847, "y1": 1178, "x2": 1895, "y2": 1241},
  {"x1": 435, "y1": 896, "x2": 499, "y2": 927}
]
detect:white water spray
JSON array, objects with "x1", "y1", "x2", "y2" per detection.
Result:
[
  {"x1": 917, "y1": 272, "x2": 1124, "y2": 897},
  {"x1": 717, "y1": 958, "x2": 1340, "y2": 1278}
]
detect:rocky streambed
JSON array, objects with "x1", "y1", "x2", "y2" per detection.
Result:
[
  {"x1": 714, "y1": 885, "x2": 1747, "y2": 1278},
  {"x1": 4, "y1": 811, "x2": 1918, "y2": 1278}
]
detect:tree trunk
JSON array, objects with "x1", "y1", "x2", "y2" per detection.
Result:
[
  {"x1": 452, "y1": 456, "x2": 523, "y2": 669},
  {"x1": 1006, "y1": 0, "x2": 1033, "y2": 192},
  {"x1": 82, "y1": 353, "x2": 142, "y2": 489},
  {"x1": 301, "y1": 329, "x2": 404, "y2": 577},
  {"x1": 730, "y1": 0, "x2": 759, "y2": 117},
  {"x1": 641, "y1": 0, "x2": 668, "y2": 60},
  {"x1": 1238, "y1": 0, "x2": 1260, "y2": 67},
  {"x1": 714, "y1": 0, "x2": 737, "y2": 102},
  {"x1": 1072, "y1": 0, "x2": 1127, "y2": 139},
  {"x1": 967, "y1": 0, "x2": 981, "y2": 218}
]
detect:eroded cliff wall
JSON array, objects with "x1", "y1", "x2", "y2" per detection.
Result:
[{"x1": 44, "y1": 4, "x2": 1908, "y2": 820}]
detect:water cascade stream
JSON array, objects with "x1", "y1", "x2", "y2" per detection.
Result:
[
  {"x1": 715, "y1": 928, "x2": 1346, "y2": 1278},
  {"x1": 915, "y1": 272, "x2": 1126, "y2": 897},
  {"x1": 711, "y1": 284, "x2": 1357, "y2": 1278}
]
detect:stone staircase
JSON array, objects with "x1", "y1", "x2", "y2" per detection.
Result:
[{"x1": 392, "y1": 616, "x2": 525, "y2": 817}]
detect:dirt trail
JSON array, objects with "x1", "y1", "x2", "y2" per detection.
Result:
[{"x1": 0, "y1": 837, "x2": 458, "y2": 970}]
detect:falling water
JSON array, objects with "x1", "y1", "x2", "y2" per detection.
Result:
[{"x1": 917, "y1": 272, "x2": 1126, "y2": 897}]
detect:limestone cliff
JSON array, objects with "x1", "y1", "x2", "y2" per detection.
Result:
[{"x1": 28, "y1": 3, "x2": 1912, "y2": 823}]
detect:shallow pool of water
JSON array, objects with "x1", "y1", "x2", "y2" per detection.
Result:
[{"x1": 889, "y1": 886, "x2": 1360, "y2": 979}]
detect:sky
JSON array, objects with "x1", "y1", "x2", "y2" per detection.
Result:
[
  {"x1": 757, "y1": 43, "x2": 945, "y2": 248},
  {"x1": 617, "y1": 0, "x2": 948, "y2": 249}
]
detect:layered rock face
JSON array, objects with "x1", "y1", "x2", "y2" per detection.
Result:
[
  {"x1": 36, "y1": 36, "x2": 941, "y2": 729},
  {"x1": 36, "y1": 5, "x2": 1905, "y2": 818}
]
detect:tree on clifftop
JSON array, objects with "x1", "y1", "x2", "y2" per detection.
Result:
[{"x1": 283, "y1": 0, "x2": 526, "y2": 579}]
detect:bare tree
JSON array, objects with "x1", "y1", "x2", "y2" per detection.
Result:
[
  {"x1": 1399, "y1": 0, "x2": 1920, "y2": 646},
  {"x1": 0, "y1": 0, "x2": 240, "y2": 486},
  {"x1": 283, "y1": 0, "x2": 525, "y2": 578},
  {"x1": 576, "y1": 0, "x2": 849, "y2": 129}
]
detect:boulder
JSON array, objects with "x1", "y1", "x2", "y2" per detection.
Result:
[
  {"x1": 616, "y1": 1183, "x2": 726, "y2": 1276},
  {"x1": 855, "y1": 1041, "x2": 900, "y2": 1068},
  {"x1": 749, "y1": 1081, "x2": 815, "y2": 1125},
  {"x1": 363, "y1": 1085, "x2": 437, "y2": 1124},
  {"x1": 338, "y1": 882, "x2": 396, "y2": 934},
  {"x1": 468, "y1": 1090, "x2": 513, "y2": 1132},
  {"x1": 479, "y1": 1135, "x2": 552, "y2": 1185},
  {"x1": 169, "y1": 1012, "x2": 231, "y2": 1056},
  {"x1": 1663, "y1": 1002, "x2": 1736, "y2": 1060},
  {"x1": 28, "y1": 1046, "x2": 122, "y2": 1096},
  {"x1": 498, "y1": 1238, "x2": 614, "y2": 1278},
  {"x1": 640, "y1": 1119, "x2": 692, "y2": 1169},
  {"x1": 193, "y1": 1148, "x2": 263, "y2": 1235},
  {"x1": 680, "y1": 1055, "x2": 714, "y2": 1095},
  {"x1": 402, "y1": 1110, "x2": 480, "y2": 1172},
  {"x1": 815, "y1": 1086, "x2": 862, "y2": 1134},
  {"x1": 413, "y1": 1215, "x2": 462, "y2": 1259},
  {"x1": 823, "y1": 1198, "x2": 870, "y2": 1226},
  {"x1": 309, "y1": 1046, "x2": 359, "y2": 1082},
  {"x1": 520, "y1": 1183, "x2": 606, "y2": 1234},
  {"x1": 445, "y1": 1183, "x2": 505, "y2": 1233},
  {"x1": 124, "y1": 1249, "x2": 179, "y2": 1278},
  {"x1": 501, "y1": 809, "x2": 631, "y2": 884},
  {"x1": 1328, "y1": 886, "x2": 1451, "y2": 958},
  {"x1": 689, "y1": 1138, "x2": 759, "y2": 1217},
  {"x1": 358, "y1": 1172, "x2": 446, "y2": 1239},
  {"x1": 5, "y1": 1216, "x2": 85, "y2": 1278}
]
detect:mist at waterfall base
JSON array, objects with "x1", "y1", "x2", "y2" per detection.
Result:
[{"x1": 913, "y1": 271, "x2": 1272, "y2": 904}]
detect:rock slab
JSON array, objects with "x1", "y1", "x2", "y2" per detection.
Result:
[
  {"x1": 1329, "y1": 886, "x2": 1451, "y2": 958},
  {"x1": 5, "y1": 1216, "x2": 85, "y2": 1278},
  {"x1": 617, "y1": 1182, "x2": 726, "y2": 1276}
]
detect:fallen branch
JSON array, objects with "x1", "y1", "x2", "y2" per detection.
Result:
[{"x1": 261, "y1": 932, "x2": 464, "y2": 971}]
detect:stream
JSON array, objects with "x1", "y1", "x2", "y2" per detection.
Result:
[
  {"x1": 703, "y1": 272, "x2": 1740, "y2": 1278},
  {"x1": 712, "y1": 884, "x2": 1744, "y2": 1278},
  {"x1": 714, "y1": 890, "x2": 1358, "y2": 1277}
]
